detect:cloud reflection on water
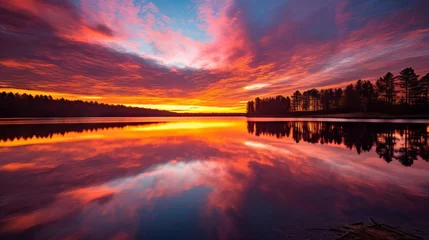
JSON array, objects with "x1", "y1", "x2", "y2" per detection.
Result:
[{"x1": 0, "y1": 118, "x2": 428, "y2": 239}]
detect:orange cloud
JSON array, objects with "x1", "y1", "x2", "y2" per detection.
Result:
[{"x1": 0, "y1": 0, "x2": 429, "y2": 112}]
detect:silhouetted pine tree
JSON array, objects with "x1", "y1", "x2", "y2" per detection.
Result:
[{"x1": 246, "y1": 67, "x2": 429, "y2": 115}]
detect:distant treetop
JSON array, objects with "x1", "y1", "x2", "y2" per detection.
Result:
[
  {"x1": 0, "y1": 92, "x2": 176, "y2": 117},
  {"x1": 246, "y1": 67, "x2": 429, "y2": 115}
]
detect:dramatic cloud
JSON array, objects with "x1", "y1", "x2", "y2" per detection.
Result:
[{"x1": 1, "y1": 0, "x2": 429, "y2": 112}]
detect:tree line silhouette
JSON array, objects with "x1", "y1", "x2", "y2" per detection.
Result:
[
  {"x1": 246, "y1": 67, "x2": 429, "y2": 115},
  {"x1": 247, "y1": 121, "x2": 429, "y2": 167},
  {"x1": 0, "y1": 92, "x2": 176, "y2": 117}
]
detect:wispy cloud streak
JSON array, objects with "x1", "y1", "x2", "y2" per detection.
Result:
[{"x1": 0, "y1": 0, "x2": 428, "y2": 112}]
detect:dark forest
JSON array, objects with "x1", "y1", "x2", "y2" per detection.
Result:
[
  {"x1": 246, "y1": 68, "x2": 429, "y2": 115},
  {"x1": 0, "y1": 92, "x2": 176, "y2": 117}
]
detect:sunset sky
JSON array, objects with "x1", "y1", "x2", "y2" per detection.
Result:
[{"x1": 1, "y1": 0, "x2": 429, "y2": 112}]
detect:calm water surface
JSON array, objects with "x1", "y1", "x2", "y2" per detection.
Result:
[{"x1": 0, "y1": 117, "x2": 429, "y2": 239}]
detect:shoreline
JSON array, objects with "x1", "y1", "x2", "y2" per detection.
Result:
[
  {"x1": 1, "y1": 112, "x2": 429, "y2": 121},
  {"x1": 245, "y1": 112, "x2": 429, "y2": 119},
  {"x1": 0, "y1": 113, "x2": 246, "y2": 119}
]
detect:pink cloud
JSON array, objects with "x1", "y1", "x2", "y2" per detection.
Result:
[{"x1": 0, "y1": 0, "x2": 429, "y2": 112}]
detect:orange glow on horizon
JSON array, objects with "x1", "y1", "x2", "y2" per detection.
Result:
[
  {"x1": 1, "y1": 0, "x2": 429, "y2": 116},
  {"x1": 129, "y1": 121, "x2": 236, "y2": 131},
  {"x1": 0, "y1": 88, "x2": 245, "y2": 113}
]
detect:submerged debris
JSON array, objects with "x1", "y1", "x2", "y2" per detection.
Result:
[{"x1": 309, "y1": 218, "x2": 424, "y2": 240}]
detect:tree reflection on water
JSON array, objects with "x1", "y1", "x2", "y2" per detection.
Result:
[{"x1": 247, "y1": 121, "x2": 429, "y2": 167}]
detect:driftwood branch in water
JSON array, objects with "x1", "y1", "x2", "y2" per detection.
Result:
[{"x1": 306, "y1": 219, "x2": 423, "y2": 240}]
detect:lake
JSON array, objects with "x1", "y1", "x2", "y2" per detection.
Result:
[{"x1": 0, "y1": 117, "x2": 429, "y2": 239}]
